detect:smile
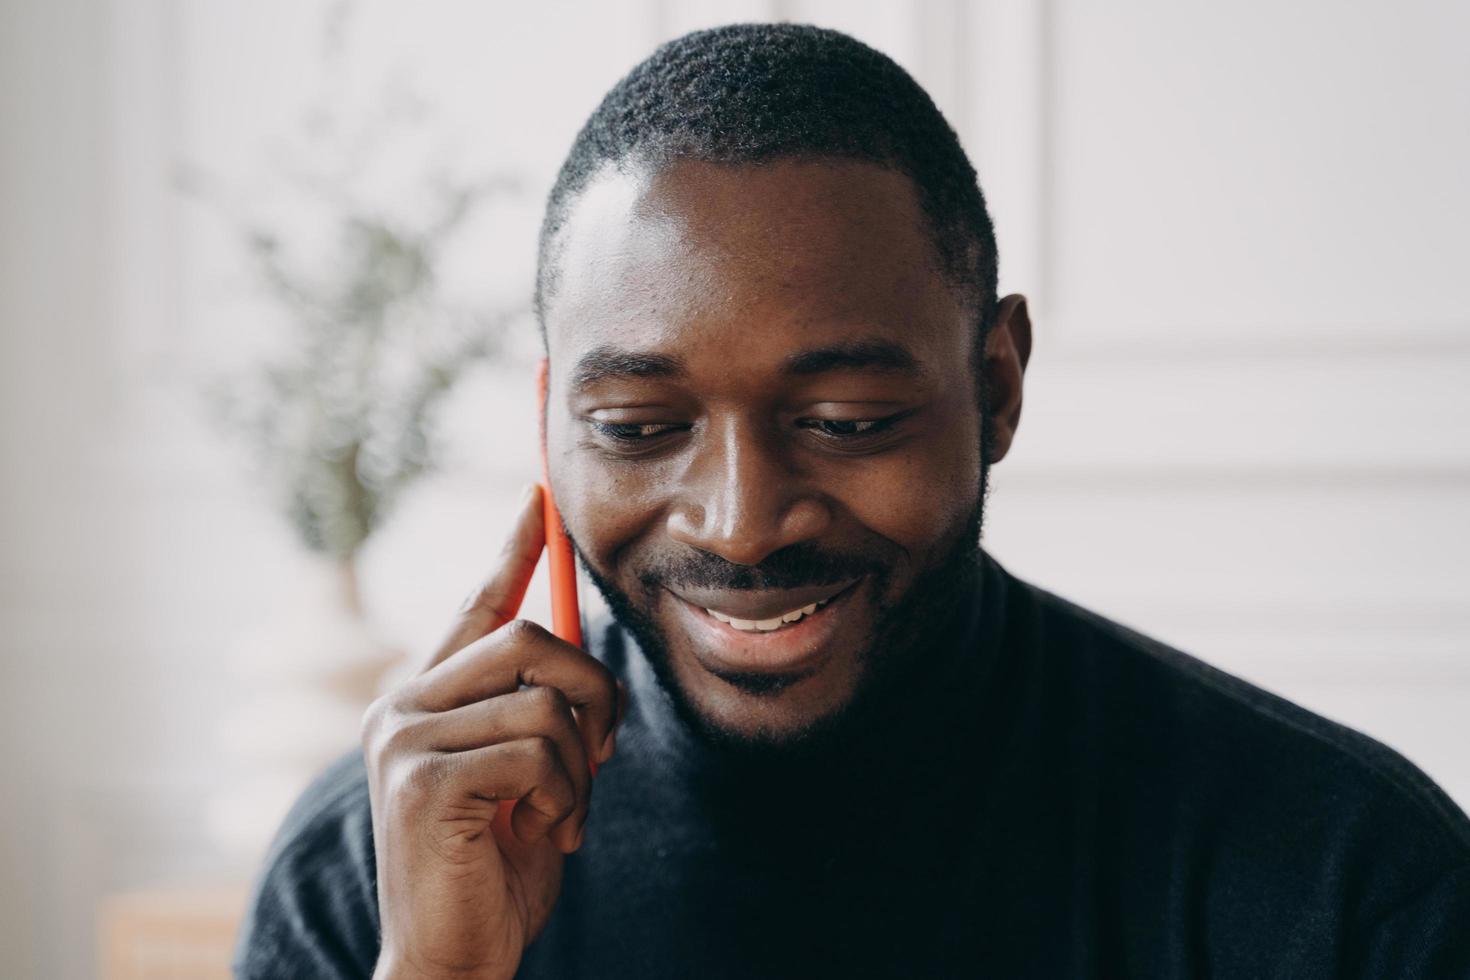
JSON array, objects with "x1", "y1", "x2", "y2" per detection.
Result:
[
  {"x1": 667, "y1": 579, "x2": 864, "y2": 678},
  {"x1": 701, "y1": 598, "x2": 832, "y2": 632}
]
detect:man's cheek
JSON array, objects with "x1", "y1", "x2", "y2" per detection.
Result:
[
  {"x1": 834, "y1": 462, "x2": 961, "y2": 549},
  {"x1": 556, "y1": 462, "x2": 651, "y2": 563}
]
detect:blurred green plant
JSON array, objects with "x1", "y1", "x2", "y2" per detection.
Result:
[
  {"x1": 197, "y1": 185, "x2": 512, "y2": 561},
  {"x1": 181, "y1": 0, "x2": 521, "y2": 563}
]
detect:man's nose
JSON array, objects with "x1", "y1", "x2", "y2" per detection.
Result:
[{"x1": 664, "y1": 417, "x2": 832, "y2": 566}]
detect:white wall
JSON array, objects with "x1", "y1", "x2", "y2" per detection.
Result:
[{"x1": 2, "y1": 1, "x2": 1466, "y2": 976}]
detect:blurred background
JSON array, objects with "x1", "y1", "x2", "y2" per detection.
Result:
[{"x1": 2, "y1": 0, "x2": 1467, "y2": 976}]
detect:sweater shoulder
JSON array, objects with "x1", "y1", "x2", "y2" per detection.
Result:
[
  {"x1": 233, "y1": 750, "x2": 379, "y2": 979},
  {"x1": 1000, "y1": 561, "x2": 1470, "y2": 860}
]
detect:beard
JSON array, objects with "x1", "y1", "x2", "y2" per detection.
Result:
[{"x1": 570, "y1": 396, "x2": 996, "y2": 770}]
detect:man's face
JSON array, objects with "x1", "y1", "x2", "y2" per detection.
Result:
[{"x1": 542, "y1": 157, "x2": 1020, "y2": 752}]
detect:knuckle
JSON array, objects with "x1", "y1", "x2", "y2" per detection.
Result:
[
  {"x1": 549, "y1": 790, "x2": 576, "y2": 824},
  {"x1": 540, "y1": 772, "x2": 577, "y2": 822},
  {"x1": 525, "y1": 734, "x2": 560, "y2": 778},
  {"x1": 573, "y1": 655, "x2": 616, "y2": 710},
  {"x1": 360, "y1": 695, "x2": 401, "y2": 759},
  {"x1": 379, "y1": 713, "x2": 426, "y2": 759},
  {"x1": 400, "y1": 753, "x2": 448, "y2": 804},
  {"x1": 360, "y1": 695, "x2": 430, "y2": 769},
  {"x1": 529, "y1": 684, "x2": 570, "y2": 719},
  {"x1": 500, "y1": 617, "x2": 546, "y2": 646}
]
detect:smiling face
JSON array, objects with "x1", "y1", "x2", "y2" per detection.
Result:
[{"x1": 541, "y1": 156, "x2": 1028, "y2": 751}]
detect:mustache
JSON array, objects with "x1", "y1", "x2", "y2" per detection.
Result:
[{"x1": 636, "y1": 540, "x2": 889, "y2": 593}]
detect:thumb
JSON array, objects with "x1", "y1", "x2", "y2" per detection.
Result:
[{"x1": 423, "y1": 482, "x2": 546, "y2": 672}]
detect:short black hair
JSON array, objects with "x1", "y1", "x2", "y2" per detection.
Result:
[{"x1": 534, "y1": 22, "x2": 999, "y2": 357}]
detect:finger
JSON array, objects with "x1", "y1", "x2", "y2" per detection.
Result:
[
  {"x1": 416, "y1": 686, "x2": 593, "y2": 847},
  {"x1": 432, "y1": 737, "x2": 580, "y2": 848},
  {"x1": 414, "y1": 619, "x2": 619, "y2": 765},
  {"x1": 423, "y1": 483, "x2": 546, "y2": 672},
  {"x1": 597, "y1": 679, "x2": 629, "y2": 762}
]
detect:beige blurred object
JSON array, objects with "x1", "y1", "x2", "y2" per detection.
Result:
[
  {"x1": 98, "y1": 885, "x2": 248, "y2": 980},
  {"x1": 207, "y1": 552, "x2": 405, "y2": 858}
]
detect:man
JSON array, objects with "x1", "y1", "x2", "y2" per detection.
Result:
[{"x1": 235, "y1": 24, "x2": 1470, "y2": 980}]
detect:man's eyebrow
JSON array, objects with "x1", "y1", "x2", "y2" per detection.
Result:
[
  {"x1": 782, "y1": 338, "x2": 926, "y2": 377},
  {"x1": 570, "y1": 345, "x2": 686, "y2": 390}
]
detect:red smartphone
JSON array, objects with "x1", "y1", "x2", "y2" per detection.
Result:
[
  {"x1": 535, "y1": 358, "x2": 598, "y2": 779},
  {"x1": 536, "y1": 358, "x2": 583, "y2": 649}
]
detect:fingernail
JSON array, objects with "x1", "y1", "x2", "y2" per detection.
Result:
[
  {"x1": 519, "y1": 482, "x2": 537, "y2": 505},
  {"x1": 599, "y1": 728, "x2": 617, "y2": 764}
]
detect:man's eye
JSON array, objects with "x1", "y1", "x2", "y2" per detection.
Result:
[
  {"x1": 587, "y1": 421, "x2": 682, "y2": 442},
  {"x1": 799, "y1": 415, "x2": 904, "y2": 440}
]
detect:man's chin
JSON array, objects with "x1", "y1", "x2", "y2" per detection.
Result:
[{"x1": 657, "y1": 652, "x2": 868, "y2": 758}]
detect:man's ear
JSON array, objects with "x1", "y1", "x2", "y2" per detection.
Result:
[{"x1": 983, "y1": 293, "x2": 1032, "y2": 464}]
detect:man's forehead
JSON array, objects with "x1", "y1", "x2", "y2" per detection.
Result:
[{"x1": 543, "y1": 157, "x2": 967, "y2": 369}]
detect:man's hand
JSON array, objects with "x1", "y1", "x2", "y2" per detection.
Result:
[{"x1": 363, "y1": 484, "x2": 625, "y2": 980}]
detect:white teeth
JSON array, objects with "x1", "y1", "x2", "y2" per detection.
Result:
[{"x1": 703, "y1": 598, "x2": 831, "y2": 632}]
